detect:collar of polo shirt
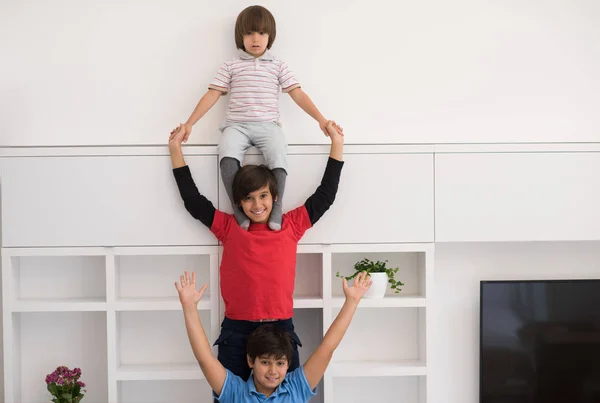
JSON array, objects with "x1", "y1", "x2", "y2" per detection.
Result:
[{"x1": 238, "y1": 49, "x2": 275, "y2": 61}]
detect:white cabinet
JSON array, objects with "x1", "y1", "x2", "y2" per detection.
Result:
[
  {"x1": 219, "y1": 153, "x2": 435, "y2": 244},
  {"x1": 1, "y1": 156, "x2": 218, "y2": 247},
  {"x1": 1, "y1": 243, "x2": 434, "y2": 403},
  {"x1": 435, "y1": 152, "x2": 600, "y2": 242},
  {"x1": 1, "y1": 246, "x2": 221, "y2": 403}
]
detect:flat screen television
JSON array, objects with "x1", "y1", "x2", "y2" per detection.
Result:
[{"x1": 480, "y1": 280, "x2": 600, "y2": 403}]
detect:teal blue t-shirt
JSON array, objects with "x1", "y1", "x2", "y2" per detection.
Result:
[{"x1": 214, "y1": 366, "x2": 317, "y2": 402}]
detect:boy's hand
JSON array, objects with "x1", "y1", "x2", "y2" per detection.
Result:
[
  {"x1": 326, "y1": 120, "x2": 344, "y2": 144},
  {"x1": 174, "y1": 271, "x2": 208, "y2": 309},
  {"x1": 169, "y1": 124, "x2": 187, "y2": 151},
  {"x1": 342, "y1": 271, "x2": 372, "y2": 303},
  {"x1": 319, "y1": 119, "x2": 344, "y2": 137},
  {"x1": 170, "y1": 123, "x2": 192, "y2": 142}
]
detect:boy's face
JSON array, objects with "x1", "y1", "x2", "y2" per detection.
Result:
[
  {"x1": 243, "y1": 31, "x2": 269, "y2": 57},
  {"x1": 248, "y1": 354, "x2": 289, "y2": 395},
  {"x1": 239, "y1": 185, "x2": 274, "y2": 224}
]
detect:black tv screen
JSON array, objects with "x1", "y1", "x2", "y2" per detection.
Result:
[{"x1": 480, "y1": 280, "x2": 600, "y2": 403}]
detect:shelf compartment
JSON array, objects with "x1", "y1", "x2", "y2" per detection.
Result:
[
  {"x1": 115, "y1": 297, "x2": 210, "y2": 311},
  {"x1": 115, "y1": 254, "x2": 212, "y2": 301},
  {"x1": 333, "y1": 376, "x2": 426, "y2": 403},
  {"x1": 331, "y1": 307, "x2": 427, "y2": 365},
  {"x1": 9, "y1": 311, "x2": 108, "y2": 403},
  {"x1": 330, "y1": 360, "x2": 426, "y2": 377},
  {"x1": 331, "y1": 251, "x2": 428, "y2": 299},
  {"x1": 10, "y1": 255, "x2": 106, "y2": 303},
  {"x1": 331, "y1": 296, "x2": 426, "y2": 308},
  {"x1": 116, "y1": 364, "x2": 203, "y2": 381},
  {"x1": 117, "y1": 310, "x2": 212, "y2": 368},
  {"x1": 294, "y1": 253, "x2": 324, "y2": 299},
  {"x1": 118, "y1": 379, "x2": 212, "y2": 403},
  {"x1": 12, "y1": 297, "x2": 107, "y2": 312}
]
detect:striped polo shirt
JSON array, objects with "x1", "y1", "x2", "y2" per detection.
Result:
[{"x1": 208, "y1": 50, "x2": 300, "y2": 122}]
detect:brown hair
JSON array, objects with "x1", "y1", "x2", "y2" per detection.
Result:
[
  {"x1": 247, "y1": 325, "x2": 293, "y2": 364},
  {"x1": 234, "y1": 5, "x2": 276, "y2": 50},
  {"x1": 232, "y1": 164, "x2": 278, "y2": 205}
]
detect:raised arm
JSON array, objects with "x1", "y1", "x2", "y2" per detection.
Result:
[
  {"x1": 304, "y1": 121, "x2": 345, "y2": 225},
  {"x1": 288, "y1": 88, "x2": 328, "y2": 134},
  {"x1": 169, "y1": 89, "x2": 222, "y2": 142},
  {"x1": 169, "y1": 125, "x2": 216, "y2": 228},
  {"x1": 175, "y1": 271, "x2": 227, "y2": 394},
  {"x1": 303, "y1": 272, "x2": 372, "y2": 390}
]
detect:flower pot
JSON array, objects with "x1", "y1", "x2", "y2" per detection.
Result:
[{"x1": 361, "y1": 272, "x2": 388, "y2": 298}]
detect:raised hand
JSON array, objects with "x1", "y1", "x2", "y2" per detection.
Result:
[
  {"x1": 169, "y1": 123, "x2": 192, "y2": 142},
  {"x1": 326, "y1": 120, "x2": 344, "y2": 144},
  {"x1": 320, "y1": 120, "x2": 344, "y2": 137},
  {"x1": 168, "y1": 124, "x2": 187, "y2": 151},
  {"x1": 174, "y1": 271, "x2": 208, "y2": 309},
  {"x1": 342, "y1": 271, "x2": 372, "y2": 303}
]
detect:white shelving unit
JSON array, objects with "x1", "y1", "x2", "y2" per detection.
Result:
[{"x1": 2, "y1": 243, "x2": 433, "y2": 403}]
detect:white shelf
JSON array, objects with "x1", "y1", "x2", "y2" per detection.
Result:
[
  {"x1": 2, "y1": 243, "x2": 434, "y2": 403},
  {"x1": 116, "y1": 364, "x2": 204, "y2": 381},
  {"x1": 293, "y1": 297, "x2": 323, "y2": 309},
  {"x1": 332, "y1": 296, "x2": 426, "y2": 308},
  {"x1": 115, "y1": 298, "x2": 211, "y2": 311},
  {"x1": 330, "y1": 361, "x2": 427, "y2": 377},
  {"x1": 11, "y1": 298, "x2": 107, "y2": 312}
]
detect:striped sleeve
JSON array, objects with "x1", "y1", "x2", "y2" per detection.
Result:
[
  {"x1": 208, "y1": 61, "x2": 231, "y2": 94},
  {"x1": 278, "y1": 61, "x2": 300, "y2": 93}
]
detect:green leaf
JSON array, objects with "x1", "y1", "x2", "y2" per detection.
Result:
[{"x1": 48, "y1": 384, "x2": 59, "y2": 396}]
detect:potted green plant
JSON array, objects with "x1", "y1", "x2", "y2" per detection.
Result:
[
  {"x1": 45, "y1": 366, "x2": 86, "y2": 403},
  {"x1": 336, "y1": 258, "x2": 404, "y2": 298}
]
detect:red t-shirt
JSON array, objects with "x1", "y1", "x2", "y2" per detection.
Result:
[{"x1": 211, "y1": 206, "x2": 312, "y2": 320}]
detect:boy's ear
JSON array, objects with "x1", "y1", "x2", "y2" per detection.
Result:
[{"x1": 247, "y1": 354, "x2": 254, "y2": 368}]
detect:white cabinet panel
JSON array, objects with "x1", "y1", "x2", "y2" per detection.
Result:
[
  {"x1": 218, "y1": 153, "x2": 434, "y2": 243},
  {"x1": 1, "y1": 155, "x2": 218, "y2": 246},
  {"x1": 435, "y1": 152, "x2": 600, "y2": 242}
]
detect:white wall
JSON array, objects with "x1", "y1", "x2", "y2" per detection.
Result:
[
  {"x1": 1, "y1": 0, "x2": 600, "y2": 400},
  {"x1": 1, "y1": 0, "x2": 599, "y2": 146},
  {"x1": 432, "y1": 241, "x2": 600, "y2": 403}
]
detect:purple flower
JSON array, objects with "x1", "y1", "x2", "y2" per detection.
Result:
[{"x1": 45, "y1": 366, "x2": 86, "y2": 402}]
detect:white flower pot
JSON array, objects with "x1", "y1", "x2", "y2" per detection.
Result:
[{"x1": 360, "y1": 272, "x2": 388, "y2": 298}]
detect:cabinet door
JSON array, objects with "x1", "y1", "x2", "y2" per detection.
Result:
[
  {"x1": 1, "y1": 155, "x2": 218, "y2": 246},
  {"x1": 435, "y1": 152, "x2": 600, "y2": 242},
  {"x1": 218, "y1": 153, "x2": 435, "y2": 243}
]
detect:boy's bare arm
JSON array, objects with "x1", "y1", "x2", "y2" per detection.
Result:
[
  {"x1": 175, "y1": 272, "x2": 227, "y2": 395},
  {"x1": 170, "y1": 89, "x2": 222, "y2": 142},
  {"x1": 288, "y1": 87, "x2": 332, "y2": 135},
  {"x1": 303, "y1": 272, "x2": 372, "y2": 390},
  {"x1": 186, "y1": 89, "x2": 222, "y2": 126}
]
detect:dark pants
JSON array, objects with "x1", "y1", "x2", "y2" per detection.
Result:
[{"x1": 213, "y1": 317, "x2": 302, "y2": 381}]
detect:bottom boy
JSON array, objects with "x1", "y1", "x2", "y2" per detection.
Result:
[{"x1": 175, "y1": 271, "x2": 372, "y2": 402}]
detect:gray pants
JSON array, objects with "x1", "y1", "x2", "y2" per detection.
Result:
[{"x1": 218, "y1": 121, "x2": 288, "y2": 170}]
